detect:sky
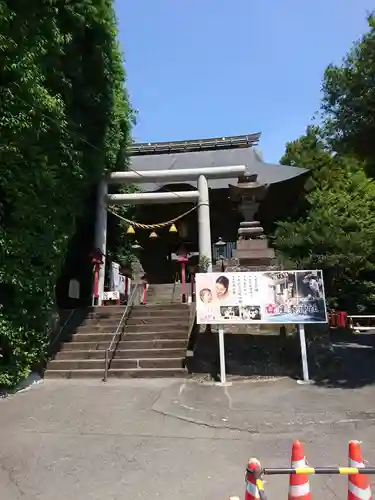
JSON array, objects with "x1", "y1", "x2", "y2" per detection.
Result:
[{"x1": 115, "y1": 0, "x2": 374, "y2": 163}]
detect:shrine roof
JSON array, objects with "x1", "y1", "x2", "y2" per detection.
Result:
[
  {"x1": 129, "y1": 133, "x2": 261, "y2": 155},
  {"x1": 129, "y1": 134, "x2": 309, "y2": 191}
]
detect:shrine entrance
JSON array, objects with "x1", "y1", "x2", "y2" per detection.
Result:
[
  {"x1": 94, "y1": 165, "x2": 246, "y2": 304},
  {"x1": 132, "y1": 193, "x2": 199, "y2": 284}
]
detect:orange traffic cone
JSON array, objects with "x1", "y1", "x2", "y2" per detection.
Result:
[
  {"x1": 288, "y1": 440, "x2": 312, "y2": 500},
  {"x1": 245, "y1": 458, "x2": 262, "y2": 500},
  {"x1": 348, "y1": 440, "x2": 372, "y2": 500}
]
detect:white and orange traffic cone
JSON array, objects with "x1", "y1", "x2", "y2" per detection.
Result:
[
  {"x1": 348, "y1": 440, "x2": 372, "y2": 500},
  {"x1": 245, "y1": 458, "x2": 262, "y2": 500},
  {"x1": 288, "y1": 440, "x2": 312, "y2": 500}
]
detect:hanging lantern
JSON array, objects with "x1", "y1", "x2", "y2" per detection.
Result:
[
  {"x1": 149, "y1": 230, "x2": 158, "y2": 239},
  {"x1": 169, "y1": 223, "x2": 178, "y2": 233},
  {"x1": 126, "y1": 224, "x2": 135, "y2": 235}
]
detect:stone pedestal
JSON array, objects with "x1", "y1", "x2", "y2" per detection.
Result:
[{"x1": 225, "y1": 175, "x2": 278, "y2": 272}]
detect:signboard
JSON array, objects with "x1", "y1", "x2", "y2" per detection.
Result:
[
  {"x1": 110, "y1": 261, "x2": 129, "y2": 298},
  {"x1": 102, "y1": 291, "x2": 120, "y2": 302},
  {"x1": 118, "y1": 274, "x2": 126, "y2": 295},
  {"x1": 195, "y1": 270, "x2": 327, "y2": 325},
  {"x1": 110, "y1": 262, "x2": 120, "y2": 292}
]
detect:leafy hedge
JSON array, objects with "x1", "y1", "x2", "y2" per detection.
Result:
[{"x1": 0, "y1": 0, "x2": 132, "y2": 387}]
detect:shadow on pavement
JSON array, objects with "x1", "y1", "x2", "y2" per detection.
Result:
[
  {"x1": 188, "y1": 328, "x2": 375, "y2": 390},
  {"x1": 187, "y1": 331, "x2": 300, "y2": 381},
  {"x1": 311, "y1": 331, "x2": 375, "y2": 389}
]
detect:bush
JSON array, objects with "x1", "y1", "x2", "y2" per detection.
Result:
[{"x1": 0, "y1": 0, "x2": 132, "y2": 387}]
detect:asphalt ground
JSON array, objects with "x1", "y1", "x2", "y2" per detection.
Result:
[{"x1": 1, "y1": 375, "x2": 375, "y2": 500}]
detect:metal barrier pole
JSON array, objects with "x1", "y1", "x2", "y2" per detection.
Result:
[{"x1": 257, "y1": 467, "x2": 375, "y2": 475}]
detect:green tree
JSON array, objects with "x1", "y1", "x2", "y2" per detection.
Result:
[
  {"x1": 322, "y1": 13, "x2": 375, "y2": 171},
  {"x1": 275, "y1": 130, "x2": 375, "y2": 311},
  {"x1": 0, "y1": 0, "x2": 132, "y2": 387}
]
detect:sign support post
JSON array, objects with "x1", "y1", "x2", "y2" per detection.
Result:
[
  {"x1": 297, "y1": 323, "x2": 311, "y2": 384},
  {"x1": 217, "y1": 326, "x2": 230, "y2": 386}
]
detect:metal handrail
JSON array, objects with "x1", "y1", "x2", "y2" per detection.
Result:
[
  {"x1": 172, "y1": 272, "x2": 179, "y2": 303},
  {"x1": 188, "y1": 302, "x2": 196, "y2": 338},
  {"x1": 103, "y1": 283, "x2": 140, "y2": 382},
  {"x1": 187, "y1": 301, "x2": 199, "y2": 352}
]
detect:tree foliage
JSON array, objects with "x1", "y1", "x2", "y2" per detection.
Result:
[
  {"x1": 275, "y1": 129, "x2": 375, "y2": 311},
  {"x1": 275, "y1": 13, "x2": 375, "y2": 313},
  {"x1": 0, "y1": 0, "x2": 132, "y2": 387},
  {"x1": 322, "y1": 13, "x2": 375, "y2": 171}
]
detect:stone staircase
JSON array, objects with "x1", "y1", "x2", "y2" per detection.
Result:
[
  {"x1": 45, "y1": 298, "x2": 190, "y2": 379},
  {"x1": 147, "y1": 283, "x2": 183, "y2": 304}
]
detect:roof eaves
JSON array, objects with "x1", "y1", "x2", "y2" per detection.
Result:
[{"x1": 129, "y1": 132, "x2": 261, "y2": 156}]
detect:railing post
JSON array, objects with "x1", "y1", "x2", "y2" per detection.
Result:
[
  {"x1": 191, "y1": 273, "x2": 195, "y2": 302},
  {"x1": 104, "y1": 349, "x2": 109, "y2": 382},
  {"x1": 142, "y1": 282, "x2": 147, "y2": 305},
  {"x1": 102, "y1": 283, "x2": 141, "y2": 381}
]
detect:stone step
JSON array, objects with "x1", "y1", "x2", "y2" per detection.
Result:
[
  {"x1": 87, "y1": 306, "x2": 125, "y2": 313},
  {"x1": 110, "y1": 368, "x2": 187, "y2": 378},
  {"x1": 131, "y1": 304, "x2": 188, "y2": 312},
  {"x1": 61, "y1": 341, "x2": 111, "y2": 350},
  {"x1": 123, "y1": 323, "x2": 189, "y2": 333},
  {"x1": 147, "y1": 285, "x2": 176, "y2": 291},
  {"x1": 69, "y1": 330, "x2": 187, "y2": 343},
  {"x1": 80, "y1": 307, "x2": 189, "y2": 322},
  {"x1": 79, "y1": 318, "x2": 123, "y2": 327},
  {"x1": 125, "y1": 316, "x2": 189, "y2": 326},
  {"x1": 114, "y1": 348, "x2": 186, "y2": 359},
  {"x1": 74, "y1": 325, "x2": 118, "y2": 333},
  {"x1": 117, "y1": 339, "x2": 187, "y2": 350},
  {"x1": 146, "y1": 301, "x2": 184, "y2": 305},
  {"x1": 116, "y1": 358, "x2": 184, "y2": 369},
  {"x1": 56, "y1": 350, "x2": 106, "y2": 359},
  {"x1": 56, "y1": 348, "x2": 186, "y2": 360},
  {"x1": 68, "y1": 333, "x2": 119, "y2": 342},
  {"x1": 47, "y1": 357, "x2": 185, "y2": 371},
  {"x1": 74, "y1": 322, "x2": 188, "y2": 334},
  {"x1": 44, "y1": 368, "x2": 186, "y2": 379},
  {"x1": 83, "y1": 311, "x2": 124, "y2": 320},
  {"x1": 130, "y1": 309, "x2": 190, "y2": 318},
  {"x1": 47, "y1": 359, "x2": 107, "y2": 370},
  {"x1": 79, "y1": 311, "x2": 190, "y2": 325},
  {"x1": 61, "y1": 339, "x2": 187, "y2": 350},
  {"x1": 121, "y1": 331, "x2": 187, "y2": 341}
]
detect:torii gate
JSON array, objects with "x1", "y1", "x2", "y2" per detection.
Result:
[{"x1": 94, "y1": 165, "x2": 246, "y2": 305}]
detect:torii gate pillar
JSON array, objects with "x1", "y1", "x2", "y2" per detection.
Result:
[
  {"x1": 198, "y1": 175, "x2": 212, "y2": 272},
  {"x1": 94, "y1": 180, "x2": 108, "y2": 305}
]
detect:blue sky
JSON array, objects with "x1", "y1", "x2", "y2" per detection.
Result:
[{"x1": 115, "y1": 1, "x2": 373, "y2": 162}]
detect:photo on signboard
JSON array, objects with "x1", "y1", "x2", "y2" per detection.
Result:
[
  {"x1": 214, "y1": 275, "x2": 231, "y2": 302},
  {"x1": 262, "y1": 271, "x2": 298, "y2": 314},
  {"x1": 294, "y1": 270, "x2": 327, "y2": 322},
  {"x1": 262, "y1": 270, "x2": 327, "y2": 323},
  {"x1": 220, "y1": 305, "x2": 240, "y2": 319},
  {"x1": 240, "y1": 305, "x2": 262, "y2": 321},
  {"x1": 199, "y1": 288, "x2": 213, "y2": 304}
]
